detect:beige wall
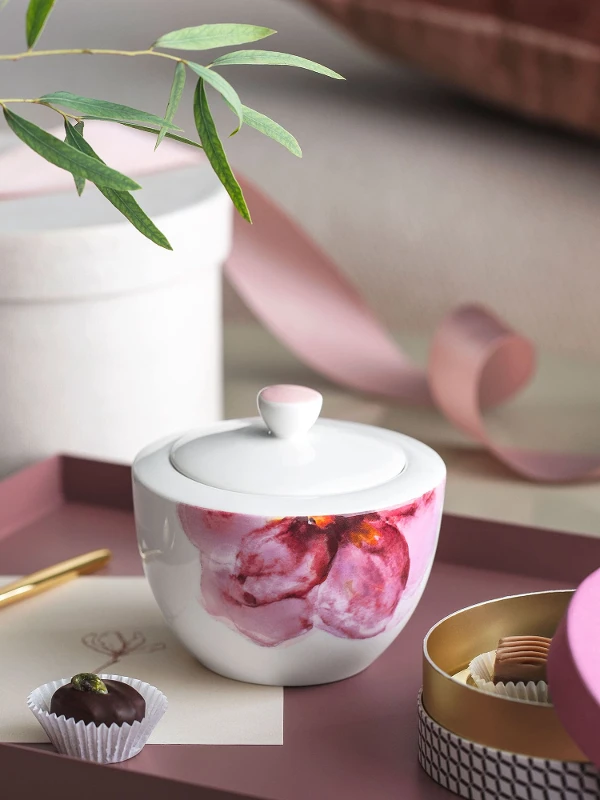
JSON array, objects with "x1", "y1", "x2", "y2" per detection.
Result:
[{"x1": 2, "y1": 0, "x2": 600, "y2": 358}]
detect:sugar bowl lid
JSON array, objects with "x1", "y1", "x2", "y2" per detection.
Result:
[
  {"x1": 170, "y1": 385, "x2": 407, "y2": 497},
  {"x1": 135, "y1": 384, "x2": 446, "y2": 517},
  {"x1": 548, "y1": 566, "x2": 600, "y2": 768}
]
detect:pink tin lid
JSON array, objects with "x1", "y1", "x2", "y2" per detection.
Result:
[{"x1": 548, "y1": 566, "x2": 600, "y2": 768}]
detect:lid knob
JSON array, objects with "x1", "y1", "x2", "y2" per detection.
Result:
[{"x1": 257, "y1": 385, "x2": 323, "y2": 439}]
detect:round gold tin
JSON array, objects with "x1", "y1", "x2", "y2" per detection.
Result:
[{"x1": 422, "y1": 589, "x2": 587, "y2": 762}]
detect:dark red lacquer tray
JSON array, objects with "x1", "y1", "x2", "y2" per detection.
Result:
[{"x1": 1, "y1": 456, "x2": 599, "y2": 800}]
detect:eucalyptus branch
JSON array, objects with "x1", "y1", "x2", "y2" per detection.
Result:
[{"x1": 1, "y1": 2, "x2": 344, "y2": 249}]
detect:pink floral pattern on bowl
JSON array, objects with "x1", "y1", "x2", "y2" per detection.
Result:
[{"x1": 178, "y1": 485, "x2": 443, "y2": 647}]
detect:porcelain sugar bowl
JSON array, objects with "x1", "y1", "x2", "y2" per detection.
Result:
[{"x1": 132, "y1": 385, "x2": 446, "y2": 686}]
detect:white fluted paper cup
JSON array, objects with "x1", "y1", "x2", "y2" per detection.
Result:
[
  {"x1": 27, "y1": 674, "x2": 168, "y2": 763},
  {"x1": 469, "y1": 651, "x2": 551, "y2": 704}
]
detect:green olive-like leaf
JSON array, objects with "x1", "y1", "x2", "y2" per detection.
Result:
[
  {"x1": 64, "y1": 121, "x2": 173, "y2": 250},
  {"x1": 186, "y1": 63, "x2": 243, "y2": 132},
  {"x1": 39, "y1": 92, "x2": 180, "y2": 128},
  {"x1": 211, "y1": 50, "x2": 344, "y2": 79},
  {"x1": 154, "y1": 23, "x2": 275, "y2": 51},
  {"x1": 193, "y1": 78, "x2": 250, "y2": 222},
  {"x1": 82, "y1": 119, "x2": 203, "y2": 149},
  {"x1": 65, "y1": 120, "x2": 86, "y2": 196},
  {"x1": 238, "y1": 105, "x2": 301, "y2": 157},
  {"x1": 3, "y1": 108, "x2": 141, "y2": 191},
  {"x1": 72, "y1": 173, "x2": 86, "y2": 196},
  {"x1": 156, "y1": 62, "x2": 186, "y2": 150},
  {"x1": 26, "y1": 0, "x2": 55, "y2": 48}
]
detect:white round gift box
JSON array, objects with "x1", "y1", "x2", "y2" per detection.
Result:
[{"x1": 0, "y1": 135, "x2": 231, "y2": 476}]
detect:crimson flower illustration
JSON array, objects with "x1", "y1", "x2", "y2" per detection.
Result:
[{"x1": 178, "y1": 488, "x2": 440, "y2": 647}]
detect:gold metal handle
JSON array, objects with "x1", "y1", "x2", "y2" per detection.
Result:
[{"x1": 0, "y1": 549, "x2": 112, "y2": 609}]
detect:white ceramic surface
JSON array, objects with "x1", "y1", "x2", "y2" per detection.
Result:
[
  {"x1": 257, "y1": 384, "x2": 324, "y2": 439},
  {"x1": 167, "y1": 419, "x2": 411, "y2": 505},
  {"x1": 133, "y1": 385, "x2": 445, "y2": 686},
  {"x1": 0, "y1": 133, "x2": 231, "y2": 475}
]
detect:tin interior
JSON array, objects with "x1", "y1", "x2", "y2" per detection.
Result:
[{"x1": 422, "y1": 589, "x2": 588, "y2": 762}]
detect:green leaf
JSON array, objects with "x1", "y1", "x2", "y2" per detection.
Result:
[
  {"x1": 156, "y1": 62, "x2": 186, "y2": 150},
  {"x1": 155, "y1": 23, "x2": 275, "y2": 51},
  {"x1": 86, "y1": 119, "x2": 203, "y2": 149},
  {"x1": 211, "y1": 50, "x2": 345, "y2": 79},
  {"x1": 72, "y1": 170, "x2": 87, "y2": 197},
  {"x1": 98, "y1": 189, "x2": 173, "y2": 250},
  {"x1": 39, "y1": 92, "x2": 180, "y2": 128},
  {"x1": 118, "y1": 122, "x2": 203, "y2": 149},
  {"x1": 193, "y1": 79, "x2": 250, "y2": 222},
  {"x1": 65, "y1": 120, "x2": 86, "y2": 195},
  {"x1": 3, "y1": 108, "x2": 141, "y2": 191},
  {"x1": 26, "y1": 0, "x2": 55, "y2": 48},
  {"x1": 186, "y1": 63, "x2": 243, "y2": 132},
  {"x1": 239, "y1": 105, "x2": 302, "y2": 157},
  {"x1": 64, "y1": 121, "x2": 172, "y2": 250}
]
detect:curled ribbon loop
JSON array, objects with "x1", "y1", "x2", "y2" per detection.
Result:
[
  {"x1": 230, "y1": 183, "x2": 600, "y2": 484},
  {"x1": 1, "y1": 123, "x2": 598, "y2": 483}
]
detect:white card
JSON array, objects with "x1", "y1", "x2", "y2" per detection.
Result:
[{"x1": 0, "y1": 576, "x2": 283, "y2": 745}]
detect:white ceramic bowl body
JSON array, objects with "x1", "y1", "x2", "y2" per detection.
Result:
[{"x1": 133, "y1": 416, "x2": 445, "y2": 687}]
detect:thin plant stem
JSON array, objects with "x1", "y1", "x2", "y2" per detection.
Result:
[
  {"x1": 0, "y1": 48, "x2": 185, "y2": 64},
  {"x1": 0, "y1": 98, "x2": 82, "y2": 121}
]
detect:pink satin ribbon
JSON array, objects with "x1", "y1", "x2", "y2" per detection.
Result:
[{"x1": 1, "y1": 122, "x2": 598, "y2": 483}]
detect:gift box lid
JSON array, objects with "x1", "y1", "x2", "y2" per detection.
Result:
[{"x1": 548, "y1": 566, "x2": 600, "y2": 768}]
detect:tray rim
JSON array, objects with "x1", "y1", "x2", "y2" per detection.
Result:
[{"x1": 1, "y1": 454, "x2": 599, "y2": 800}]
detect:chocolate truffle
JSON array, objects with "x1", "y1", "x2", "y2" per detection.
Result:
[
  {"x1": 50, "y1": 673, "x2": 145, "y2": 726},
  {"x1": 493, "y1": 636, "x2": 552, "y2": 684}
]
